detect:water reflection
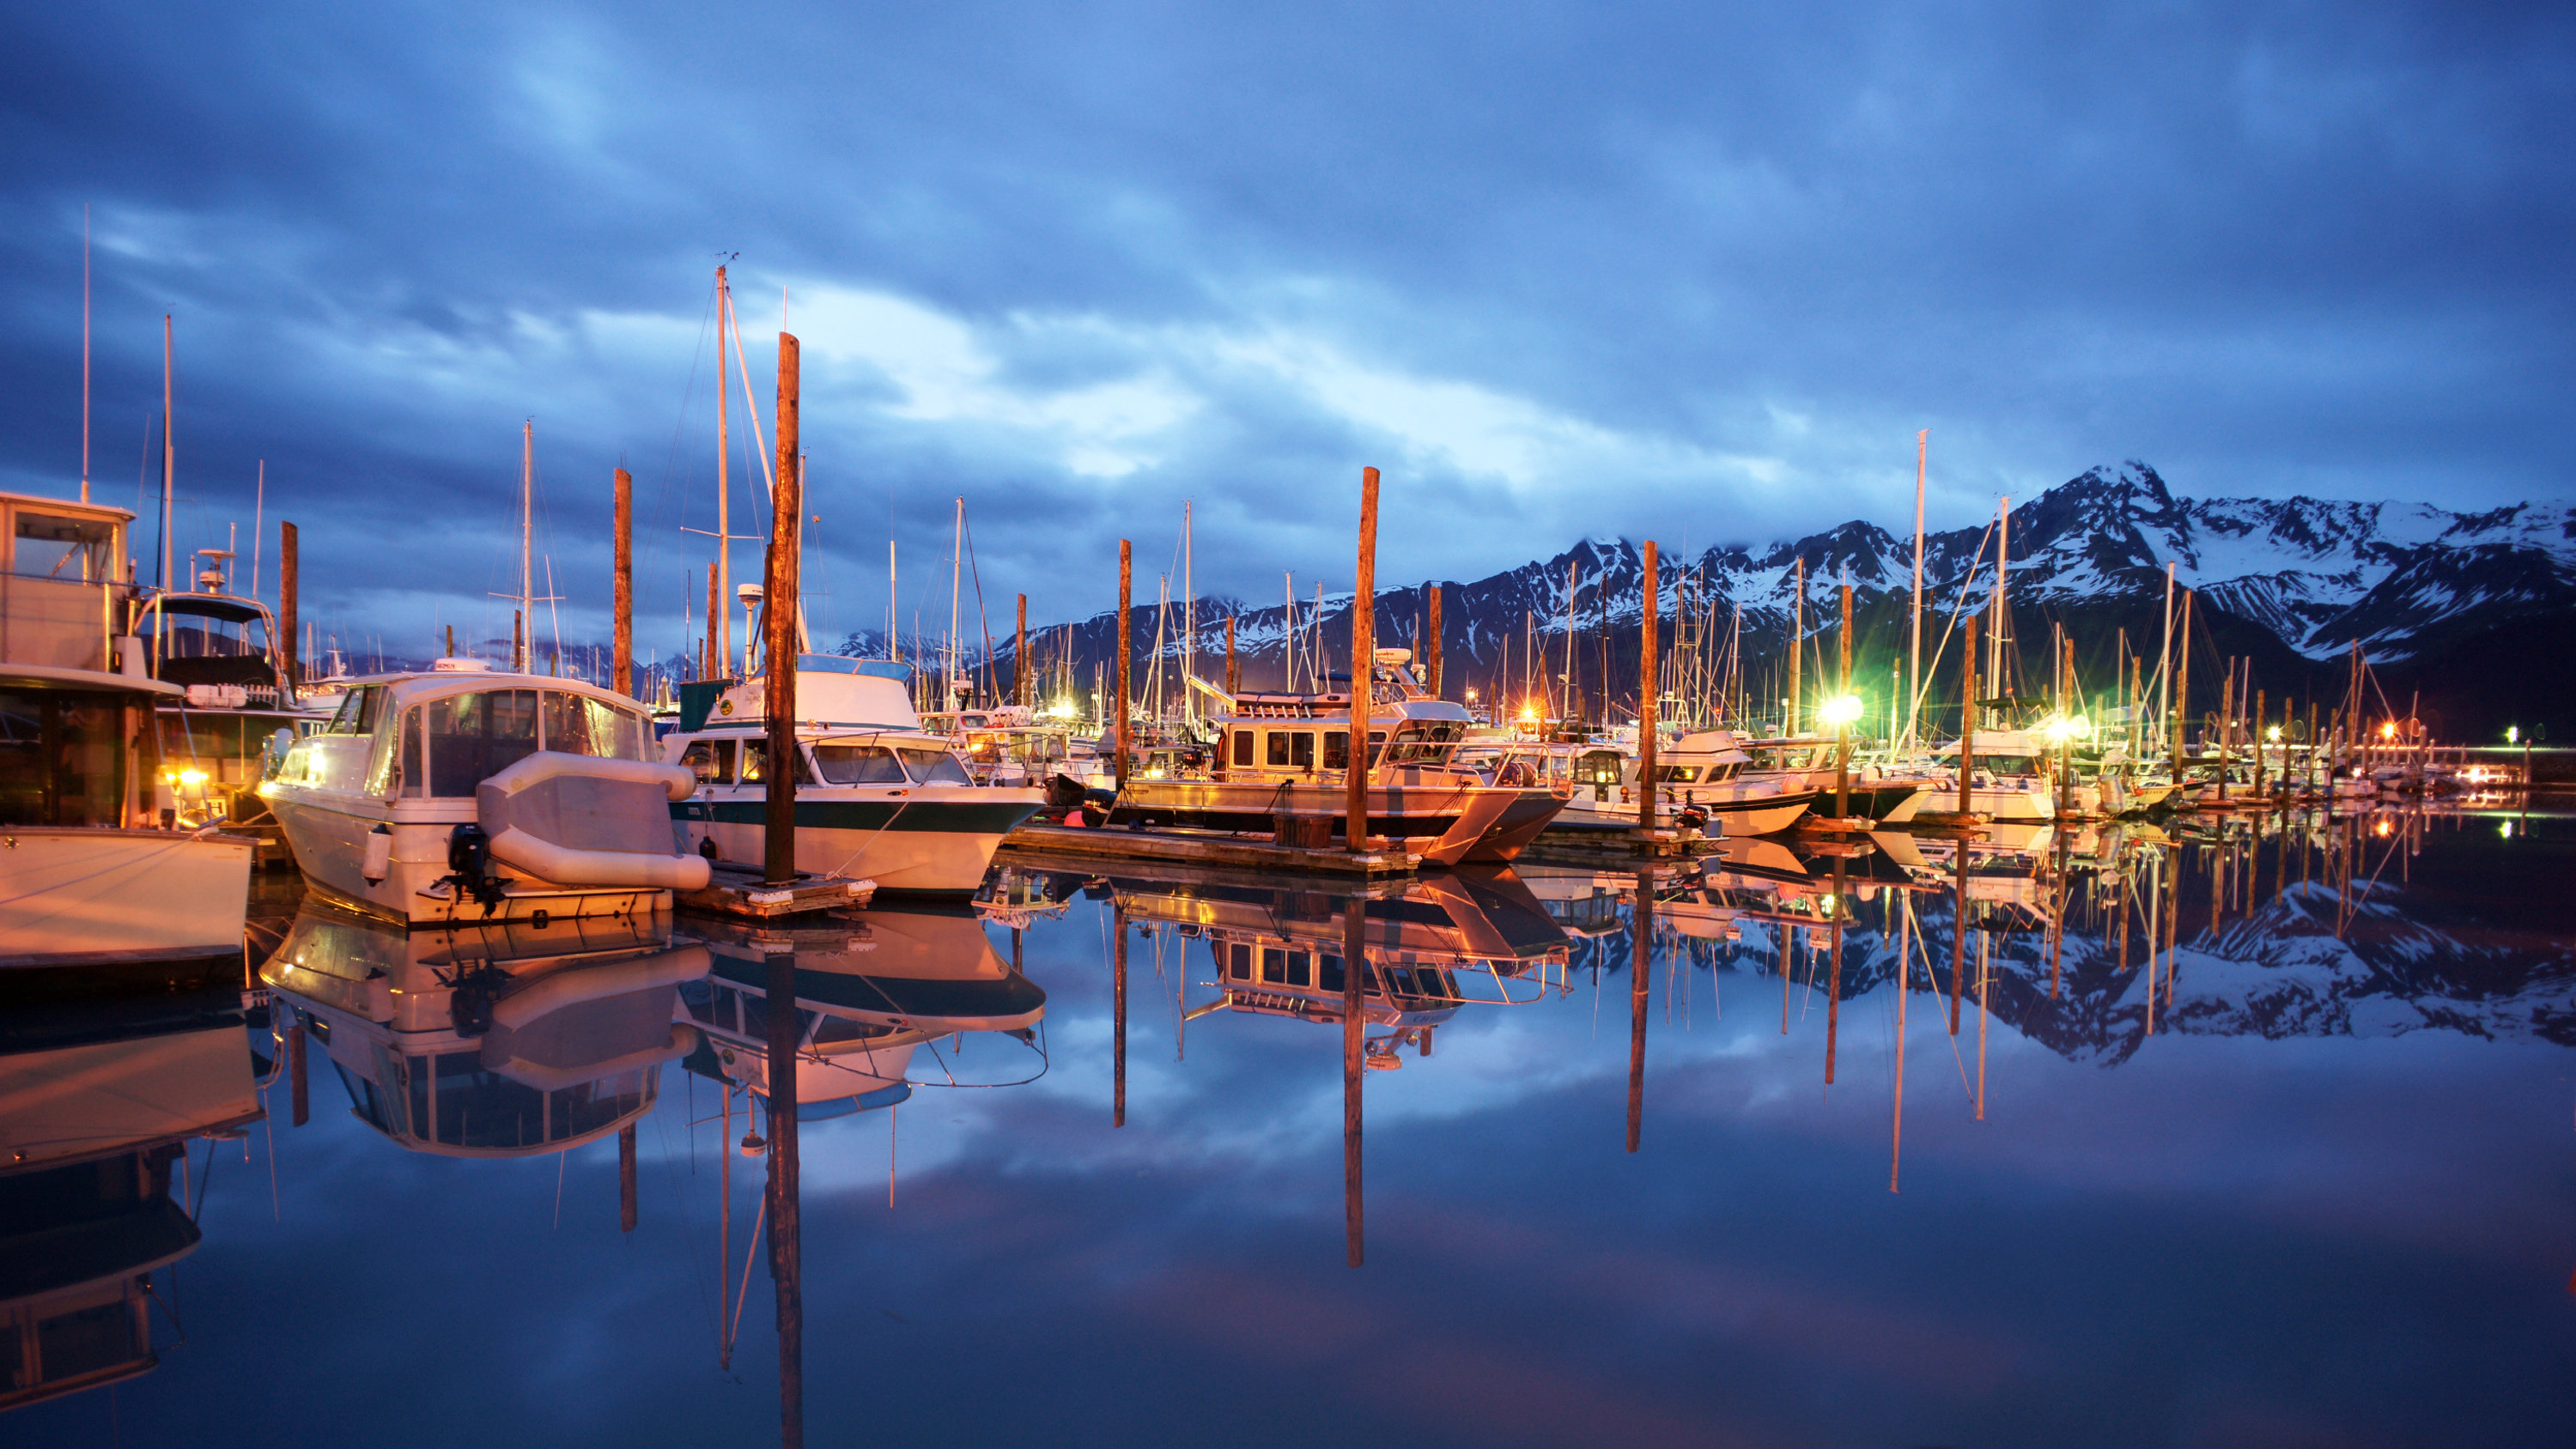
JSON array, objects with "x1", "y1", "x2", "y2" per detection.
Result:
[
  {"x1": 1, "y1": 985, "x2": 260, "y2": 1410},
  {"x1": 6, "y1": 803, "x2": 2570, "y2": 1445}
]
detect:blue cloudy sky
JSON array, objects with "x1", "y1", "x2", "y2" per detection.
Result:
[{"x1": 2, "y1": 2, "x2": 2567, "y2": 654}]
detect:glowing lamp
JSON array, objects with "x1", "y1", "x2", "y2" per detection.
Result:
[
  {"x1": 2265, "y1": 725, "x2": 2282, "y2": 743},
  {"x1": 1820, "y1": 694, "x2": 1863, "y2": 726},
  {"x1": 2379, "y1": 721, "x2": 2397, "y2": 740},
  {"x1": 2507, "y1": 725, "x2": 2519, "y2": 744},
  {"x1": 179, "y1": 769, "x2": 208, "y2": 788}
]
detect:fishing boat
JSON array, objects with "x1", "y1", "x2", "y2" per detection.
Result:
[
  {"x1": 663, "y1": 655, "x2": 1044, "y2": 896},
  {"x1": 2, "y1": 489, "x2": 254, "y2": 991},
  {"x1": 259, "y1": 896, "x2": 708, "y2": 1156},
  {"x1": 1500, "y1": 729, "x2": 1818, "y2": 835},
  {"x1": 258, "y1": 660, "x2": 711, "y2": 925},
  {"x1": 1109, "y1": 650, "x2": 1564, "y2": 864},
  {"x1": 1924, "y1": 728, "x2": 2061, "y2": 822},
  {"x1": 1737, "y1": 735, "x2": 1926, "y2": 823},
  {"x1": 138, "y1": 578, "x2": 311, "y2": 861}
]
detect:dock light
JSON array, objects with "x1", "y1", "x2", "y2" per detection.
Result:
[
  {"x1": 1465, "y1": 688, "x2": 1478, "y2": 706},
  {"x1": 2507, "y1": 725, "x2": 2519, "y2": 744},
  {"x1": 2266, "y1": 724, "x2": 2282, "y2": 743},
  {"x1": 1048, "y1": 699, "x2": 1078, "y2": 718},
  {"x1": 2044, "y1": 715, "x2": 2092, "y2": 743},
  {"x1": 178, "y1": 769, "x2": 207, "y2": 788},
  {"x1": 1518, "y1": 704, "x2": 1540, "y2": 726},
  {"x1": 2380, "y1": 721, "x2": 2398, "y2": 741},
  {"x1": 1820, "y1": 694, "x2": 1862, "y2": 726}
]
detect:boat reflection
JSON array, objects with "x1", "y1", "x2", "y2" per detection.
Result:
[
  {"x1": 677, "y1": 905, "x2": 1050, "y2": 1113},
  {"x1": 258, "y1": 900, "x2": 706, "y2": 1158},
  {"x1": 1, "y1": 988, "x2": 261, "y2": 1413}
]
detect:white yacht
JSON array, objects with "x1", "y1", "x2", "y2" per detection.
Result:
[
  {"x1": 138, "y1": 585, "x2": 310, "y2": 861},
  {"x1": 1928, "y1": 728, "x2": 2065, "y2": 823},
  {"x1": 662, "y1": 655, "x2": 1043, "y2": 897},
  {"x1": 258, "y1": 660, "x2": 710, "y2": 925},
  {"x1": 1492, "y1": 730, "x2": 1817, "y2": 835},
  {"x1": 2, "y1": 489, "x2": 253, "y2": 983}
]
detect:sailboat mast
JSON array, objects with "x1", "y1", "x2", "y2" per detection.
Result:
[
  {"x1": 160, "y1": 314, "x2": 173, "y2": 591},
  {"x1": 81, "y1": 208, "x2": 90, "y2": 504},
  {"x1": 716, "y1": 266, "x2": 732, "y2": 676},
  {"x1": 1908, "y1": 429, "x2": 1926, "y2": 749},
  {"x1": 950, "y1": 497, "x2": 963, "y2": 704},
  {"x1": 1989, "y1": 496, "x2": 2010, "y2": 698},
  {"x1": 1182, "y1": 501, "x2": 1194, "y2": 728},
  {"x1": 518, "y1": 421, "x2": 534, "y2": 672},
  {"x1": 887, "y1": 541, "x2": 897, "y2": 662}
]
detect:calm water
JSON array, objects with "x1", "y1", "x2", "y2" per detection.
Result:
[{"x1": 11, "y1": 807, "x2": 2574, "y2": 1447}]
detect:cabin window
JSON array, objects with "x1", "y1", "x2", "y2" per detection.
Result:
[
  {"x1": 1384, "y1": 722, "x2": 1461, "y2": 765},
  {"x1": 741, "y1": 742, "x2": 817, "y2": 786},
  {"x1": 1284, "y1": 951, "x2": 1312, "y2": 987},
  {"x1": 325, "y1": 685, "x2": 386, "y2": 737},
  {"x1": 1383, "y1": 967, "x2": 1415, "y2": 996},
  {"x1": 542, "y1": 692, "x2": 650, "y2": 760},
  {"x1": 812, "y1": 743, "x2": 906, "y2": 784},
  {"x1": 811, "y1": 1016, "x2": 892, "y2": 1044},
  {"x1": 1261, "y1": 948, "x2": 1288, "y2": 984},
  {"x1": 681, "y1": 739, "x2": 736, "y2": 785},
  {"x1": 1226, "y1": 943, "x2": 1252, "y2": 980},
  {"x1": 897, "y1": 748, "x2": 972, "y2": 785},
  {"x1": 0, "y1": 686, "x2": 125, "y2": 828},
  {"x1": 1324, "y1": 731, "x2": 1348, "y2": 770},
  {"x1": 423, "y1": 689, "x2": 539, "y2": 797},
  {"x1": 1231, "y1": 731, "x2": 1253, "y2": 767},
  {"x1": 9, "y1": 511, "x2": 114, "y2": 581},
  {"x1": 1319, "y1": 954, "x2": 1346, "y2": 992},
  {"x1": 1266, "y1": 731, "x2": 1291, "y2": 767},
  {"x1": 1655, "y1": 765, "x2": 1700, "y2": 784},
  {"x1": 398, "y1": 710, "x2": 424, "y2": 796}
]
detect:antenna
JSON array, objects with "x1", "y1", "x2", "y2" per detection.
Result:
[{"x1": 81, "y1": 206, "x2": 90, "y2": 503}]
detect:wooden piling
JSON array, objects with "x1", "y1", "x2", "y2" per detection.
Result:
[
  {"x1": 764, "y1": 333, "x2": 801, "y2": 885},
  {"x1": 1014, "y1": 593, "x2": 1027, "y2": 706},
  {"x1": 1628, "y1": 867, "x2": 1650, "y2": 1151},
  {"x1": 762, "y1": 954, "x2": 803, "y2": 1449},
  {"x1": 1343, "y1": 893, "x2": 1366, "y2": 1265},
  {"x1": 445, "y1": 625, "x2": 454, "y2": 661},
  {"x1": 2218, "y1": 668, "x2": 2234, "y2": 802},
  {"x1": 613, "y1": 467, "x2": 634, "y2": 694},
  {"x1": 1638, "y1": 542, "x2": 1659, "y2": 834},
  {"x1": 1426, "y1": 584, "x2": 1443, "y2": 698},
  {"x1": 1224, "y1": 615, "x2": 1238, "y2": 696},
  {"x1": 1115, "y1": 542, "x2": 1133, "y2": 797},
  {"x1": 1347, "y1": 468, "x2": 1379, "y2": 853},
  {"x1": 618, "y1": 1123, "x2": 637, "y2": 1232},
  {"x1": 1788, "y1": 557, "x2": 1804, "y2": 734},
  {"x1": 279, "y1": 522, "x2": 299, "y2": 688},
  {"x1": 705, "y1": 563, "x2": 720, "y2": 682},
  {"x1": 1959, "y1": 614, "x2": 1978, "y2": 817},
  {"x1": 2173, "y1": 590, "x2": 2194, "y2": 782},
  {"x1": 1837, "y1": 580, "x2": 1853, "y2": 820}
]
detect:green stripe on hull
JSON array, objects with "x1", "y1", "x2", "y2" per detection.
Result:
[{"x1": 671, "y1": 798, "x2": 1040, "y2": 834}]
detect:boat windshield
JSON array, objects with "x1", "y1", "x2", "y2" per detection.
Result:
[
  {"x1": 410, "y1": 688, "x2": 654, "y2": 797},
  {"x1": 812, "y1": 743, "x2": 908, "y2": 784},
  {"x1": 897, "y1": 748, "x2": 972, "y2": 785},
  {"x1": 1383, "y1": 721, "x2": 1466, "y2": 765}
]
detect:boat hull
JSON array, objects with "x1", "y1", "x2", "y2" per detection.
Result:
[
  {"x1": 1108, "y1": 779, "x2": 1562, "y2": 862},
  {"x1": 672, "y1": 788, "x2": 1042, "y2": 895},
  {"x1": 0, "y1": 828, "x2": 254, "y2": 982},
  {"x1": 267, "y1": 791, "x2": 671, "y2": 926}
]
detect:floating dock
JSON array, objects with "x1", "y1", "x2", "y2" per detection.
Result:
[{"x1": 675, "y1": 862, "x2": 877, "y2": 919}]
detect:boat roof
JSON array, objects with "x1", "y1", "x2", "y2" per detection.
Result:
[
  {"x1": 143, "y1": 591, "x2": 270, "y2": 624},
  {"x1": 340, "y1": 668, "x2": 651, "y2": 710},
  {"x1": 0, "y1": 488, "x2": 134, "y2": 523},
  {"x1": 0, "y1": 663, "x2": 183, "y2": 699}
]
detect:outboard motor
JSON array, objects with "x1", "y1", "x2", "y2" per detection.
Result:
[
  {"x1": 445, "y1": 823, "x2": 507, "y2": 915},
  {"x1": 1675, "y1": 804, "x2": 1710, "y2": 834}
]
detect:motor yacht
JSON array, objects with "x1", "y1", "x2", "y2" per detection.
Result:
[
  {"x1": 258, "y1": 660, "x2": 710, "y2": 925},
  {"x1": 138, "y1": 583, "x2": 312, "y2": 862},
  {"x1": 663, "y1": 655, "x2": 1044, "y2": 896}
]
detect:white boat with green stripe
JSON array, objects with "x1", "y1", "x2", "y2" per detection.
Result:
[{"x1": 663, "y1": 656, "x2": 1042, "y2": 897}]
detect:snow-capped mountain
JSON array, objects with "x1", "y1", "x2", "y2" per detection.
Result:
[{"x1": 901, "y1": 462, "x2": 2576, "y2": 734}]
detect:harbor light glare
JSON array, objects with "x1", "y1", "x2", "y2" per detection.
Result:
[
  {"x1": 1820, "y1": 694, "x2": 1863, "y2": 726},
  {"x1": 2044, "y1": 715, "x2": 2093, "y2": 743},
  {"x1": 2507, "y1": 725, "x2": 2519, "y2": 744},
  {"x1": 2266, "y1": 725, "x2": 2282, "y2": 743},
  {"x1": 177, "y1": 769, "x2": 207, "y2": 788},
  {"x1": 1048, "y1": 699, "x2": 1078, "y2": 718},
  {"x1": 2380, "y1": 721, "x2": 2398, "y2": 740}
]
